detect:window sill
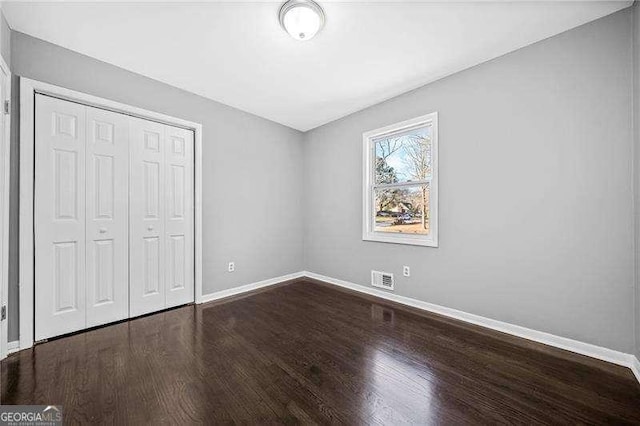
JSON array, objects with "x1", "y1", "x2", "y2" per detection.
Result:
[{"x1": 363, "y1": 232, "x2": 438, "y2": 247}]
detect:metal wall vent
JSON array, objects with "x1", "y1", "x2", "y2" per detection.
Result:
[{"x1": 371, "y1": 270, "x2": 394, "y2": 291}]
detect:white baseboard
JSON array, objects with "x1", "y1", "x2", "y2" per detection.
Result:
[
  {"x1": 14, "y1": 268, "x2": 636, "y2": 384},
  {"x1": 631, "y1": 356, "x2": 640, "y2": 384},
  {"x1": 7, "y1": 340, "x2": 20, "y2": 354},
  {"x1": 198, "y1": 271, "x2": 305, "y2": 304},
  {"x1": 302, "y1": 271, "x2": 639, "y2": 380},
  {"x1": 196, "y1": 269, "x2": 639, "y2": 384}
]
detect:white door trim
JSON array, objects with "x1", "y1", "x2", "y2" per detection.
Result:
[
  {"x1": 0, "y1": 55, "x2": 10, "y2": 360},
  {"x1": 19, "y1": 77, "x2": 203, "y2": 350}
]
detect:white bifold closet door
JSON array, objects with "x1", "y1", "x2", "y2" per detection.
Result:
[
  {"x1": 35, "y1": 95, "x2": 129, "y2": 340},
  {"x1": 35, "y1": 95, "x2": 194, "y2": 341},
  {"x1": 35, "y1": 95, "x2": 88, "y2": 340},
  {"x1": 85, "y1": 106, "x2": 129, "y2": 327},
  {"x1": 128, "y1": 118, "x2": 194, "y2": 317}
]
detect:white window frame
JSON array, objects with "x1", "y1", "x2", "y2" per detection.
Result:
[{"x1": 362, "y1": 112, "x2": 438, "y2": 247}]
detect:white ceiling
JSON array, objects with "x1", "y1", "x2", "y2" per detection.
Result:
[{"x1": 2, "y1": 1, "x2": 631, "y2": 131}]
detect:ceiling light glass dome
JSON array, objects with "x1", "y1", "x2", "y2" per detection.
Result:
[{"x1": 279, "y1": 0, "x2": 325, "y2": 41}]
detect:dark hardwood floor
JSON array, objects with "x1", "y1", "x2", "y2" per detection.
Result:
[{"x1": 2, "y1": 279, "x2": 639, "y2": 424}]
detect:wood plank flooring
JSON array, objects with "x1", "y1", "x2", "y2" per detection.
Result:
[{"x1": 2, "y1": 279, "x2": 640, "y2": 424}]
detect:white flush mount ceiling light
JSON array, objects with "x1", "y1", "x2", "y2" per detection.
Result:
[{"x1": 279, "y1": 0, "x2": 325, "y2": 41}]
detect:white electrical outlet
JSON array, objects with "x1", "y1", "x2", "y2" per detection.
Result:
[
  {"x1": 403, "y1": 266, "x2": 410, "y2": 277},
  {"x1": 228, "y1": 262, "x2": 235, "y2": 272}
]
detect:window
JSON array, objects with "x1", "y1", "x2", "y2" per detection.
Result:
[{"x1": 363, "y1": 113, "x2": 438, "y2": 247}]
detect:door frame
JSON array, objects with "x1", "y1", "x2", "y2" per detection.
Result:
[
  {"x1": 0, "y1": 56, "x2": 10, "y2": 360},
  {"x1": 19, "y1": 78, "x2": 203, "y2": 350}
]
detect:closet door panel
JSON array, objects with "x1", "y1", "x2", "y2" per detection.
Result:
[
  {"x1": 165, "y1": 126, "x2": 194, "y2": 308},
  {"x1": 130, "y1": 117, "x2": 166, "y2": 316},
  {"x1": 85, "y1": 106, "x2": 129, "y2": 327},
  {"x1": 34, "y1": 95, "x2": 87, "y2": 340}
]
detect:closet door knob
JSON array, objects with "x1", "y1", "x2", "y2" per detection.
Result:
[
  {"x1": 99, "y1": 228, "x2": 107, "y2": 234},
  {"x1": 147, "y1": 225, "x2": 154, "y2": 231}
]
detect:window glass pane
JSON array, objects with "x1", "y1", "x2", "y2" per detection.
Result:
[
  {"x1": 374, "y1": 125, "x2": 432, "y2": 184},
  {"x1": 374, "y1": 184, "x2": 430, "y2": 235}
]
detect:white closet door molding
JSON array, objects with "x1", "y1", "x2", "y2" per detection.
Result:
[
  {"x1": 34, "y1": 94, "x2": 87, "y2": 340},
  {"x1": 0, "y1": 57, "x2": 10, "y2": 360},
  {"x1": 85, "y1": 106, "x2": 129, "y2": 327},
  {"x1": 21, "y1": 78, "x2": 203, "y2": 350}
]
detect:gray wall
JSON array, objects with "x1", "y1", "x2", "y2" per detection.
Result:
[
  {"x1": 7, "y1": 31, "x2": 305, "y2": 340},
  {"x1": 1, "y1": 12, "x2": 10, "y2": 66},
  {"x1": 303, "y1": 8, "x2": 635, "y2": 353},
  {"x1": 634, "y1": 2, "x2": 640, "y2": 360}
]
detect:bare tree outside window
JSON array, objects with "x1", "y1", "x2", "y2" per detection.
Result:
[
  {"x1": 403, "y1": 134, "x2": 432, "y2": 232},
  {"x1": 373, "y1": 126, "x2": 432, "y2": 235}
]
